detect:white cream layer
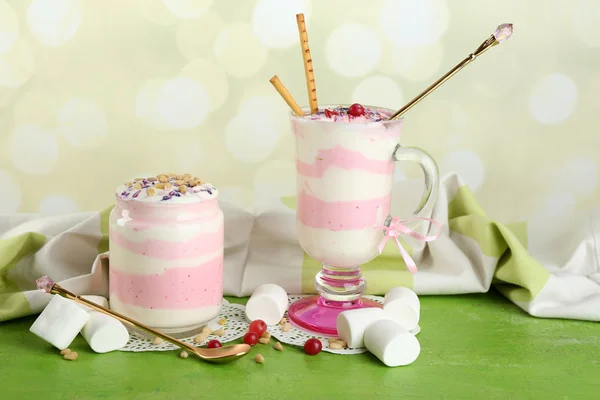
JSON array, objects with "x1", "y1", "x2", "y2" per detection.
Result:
[
  {"x1": 298, "y1": 167, "x2": 394, "y2": 202},
  {"x1": 110, "y1": 217, "x2": 222, "y2": 243},
  {"x1": 109, "y1": 295, "x2": 221, "y2": 330},
  {"x1": 296, "y1": 221, "x2": 384, "y2": 267},
  {"x1": 109, "y1": 246, "x2": 223, "y2": 274},
  {"x1": 295, "y1": 125, "x2": 399, "y2": 165}
]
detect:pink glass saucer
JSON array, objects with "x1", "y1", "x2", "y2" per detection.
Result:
[{"x1": 287, "y1": 295, "x2": 382, "y2": 335}]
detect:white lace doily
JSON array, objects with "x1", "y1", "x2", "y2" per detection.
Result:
[
  {"x1": 268, "y1": 295, "x2": 420, "y2": 355},
  {"x1": 119, "y1": 299, "x2": 248, "y2": 352}
]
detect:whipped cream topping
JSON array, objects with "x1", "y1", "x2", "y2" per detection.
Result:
[
  {"x1": 116, "y1": 173, "x2": 217, "y2": 204},
  {"x1": 300, "y1": 106, "x2": 393, "y2": 123}
]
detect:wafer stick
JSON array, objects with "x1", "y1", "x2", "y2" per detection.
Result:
[
  {"x1": 296, "y1": 13, "x2": 318, "y2": 114},
  {"x1": 269, "y1": 75, "x2": 304, "y2": 116}
]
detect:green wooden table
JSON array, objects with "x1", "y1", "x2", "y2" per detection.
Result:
[{"x1": 1, "y1": 290, "x2": 597, "y2": 400}]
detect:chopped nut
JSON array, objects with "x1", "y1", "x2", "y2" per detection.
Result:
[
  {"x1": 218, "y1": 318, "x2": 227, "y2": 325},
  {"x1": 183, "y1": 173, "x2": 191, "y2": 178},
  {"x1": 188, "y1": 180, "x2": 198, "y2": 187},
  {"x1": 59, "y1": 348, "x2": 72, "y2": 356},
  {"x1": 175, "y1": 175, "x2": 184, "y2": 180},
  {"x1": 164, "y1": 182, "x2": 172, "y2": 189},
  {"x1": 180, "y1": 350, "x2": 188, "y2": 359},
  {"x1": 134, "y1": 178, "x2": 144, "y2": 182},
  {"x1": 179, "y1": 185, "x2": 188, "y2": 194},
  {"x1": 254, "y1": 354, "x2": 265, "y2": 363},
  {"x1": 155, "y1": 183, "x2": 165, "y2": 189},
  {"x1": 157, "y1": 175, "x2": 168, "y2": 183},
  {"x1": 167, "y1": 173, "x2": 176, "y2": 177},
  {"x1": 337, "y1": 340, "x2": 347, "y2": 348},
  {"x1": 63, "y1": 351, "x2": 78, "y2": 361},
  {"x1": 260, "y1": 332, "x2": 271, "y2": 339},
  {"x1": 174, "y1": 179, "x2": 185, "y2": 186},
  {"x1": 274, "y1": 342, "x2": 283, "y2": 351},
  {"x1": 152, "y1": 337, "x2": 164, "y2": 345},
  {"x1": 201, "y1": 326, "x2": 212, "y2": 335},
  {"x1": 133, "y1": 183, "x2": 142, "y2": 189},
  {"x1": 213, "y1": 329, "x2": 225, "y2": 337},
  {"x1": 258, "y1": 337, "x2": 270, "y2": 345},
  {"x1": 193, "y1": 333, "x2": 208, "y2": 344},
  {"x1": 183, "y1": 177, "x2": 190, "y2": 183},
  {"x1": 281, "y1": 323, "x2": 292, "y2": 332},
  {"x1": 279, "y1": 318, "x2": 287, "y2": 325},
  {"x1": 147, "y1": 177, "x2": 157, "y2": 182},
  {"x1": 329, "y1": 342, "x2": 343, "y2": 350},
  {"x1": 146, "y1": 188, "x2": 155, "y2": 196}
]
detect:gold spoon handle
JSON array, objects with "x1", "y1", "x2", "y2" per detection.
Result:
[
  {"x1": 50, "y1": 284, "x2": 198, "y2": 354},
  {"x1": 388, "y1": 23, "x2": 513, "y2": 121}
]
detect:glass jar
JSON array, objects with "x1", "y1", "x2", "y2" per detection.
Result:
[{"x1": 108, "y1": 175, "x2": 224, "y2": 334}]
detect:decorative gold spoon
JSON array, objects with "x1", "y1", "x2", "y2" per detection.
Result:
[
  {"x1": 36, "y1": 276, "x2": 251, "y2": 364},
  {"x1": 388, "y1": 23, "x2": 514, "y2": 120}
]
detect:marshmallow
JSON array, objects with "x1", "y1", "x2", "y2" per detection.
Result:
[
  {"x1": 81, "y1": 311, "x2": 130, "y2": 353},
  {"x1": 245, "y1": 284, "x2": 288, "y2": 325},
  {"x1": 383, "y1": 287, "x2": 420, "y2": 331},
  {"x1": 76, "y1": 295, "x2": 109, "y2": 312},
  {"x1": 364, "y1": 319, "x2": 421, "y2": 367},
  {"x1": 336, "y1": 307, "x2": 384, "y2": 348},
  {"x1": 29, "y1": 295, "x2": 90, "y2": 350}
]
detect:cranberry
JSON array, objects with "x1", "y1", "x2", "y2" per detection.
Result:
[
  {"x1": 303, "y1": 338, "x2": 322, "y2": 355},
  {"x1": 206, "y1": 340, "x2": 222, "y2": 349},
  {"x1": 243, "y1": 331, "x2": 259, "y2": 346},
  {"x1": 348, "y1": 103, "x2": 365, "y2": 117},
  {"x1": 249, "y1": 319, "x2": 267, "y2": 336}
]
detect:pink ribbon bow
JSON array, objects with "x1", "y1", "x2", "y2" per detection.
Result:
[{"x1": 376, "y1": 217, "x2": 442, "y2": 274}]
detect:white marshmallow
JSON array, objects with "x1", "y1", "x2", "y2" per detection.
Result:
[
  {"x1": 336, "y1": 307, "x2": 384, "y2": 348},
  {"x1": 364, "y1": 319, "x2": 421, "y2": 367},
  {"x1": 81, "y1": 311, "x2": 130, "y2": 353},
  {"x1": 245, "y1": 284, "x2": 289, "y2": 325},
  {"x1": 383, "y1": 287, "x2": 420, "y2": 331},
  {"x1": 29, "y1": 295, "x2": 90, "y2": 350},
  {"x1": 76, "y1": 295, "x2": 109, "y2": 312}
]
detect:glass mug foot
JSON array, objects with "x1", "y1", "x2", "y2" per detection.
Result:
[{"x1": 287, "y1": 295, "x2": 381, "y2": 336}]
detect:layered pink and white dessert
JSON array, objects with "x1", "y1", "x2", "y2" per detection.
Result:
[
  {"x1": 108, "y1": 174, "x2": 224, "y2": 332},
  {"x1": 292, "y1": 104, "x2": 401, "y2": 267}
]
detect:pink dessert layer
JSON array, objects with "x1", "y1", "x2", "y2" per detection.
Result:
[
  {"x1": 109, "y1": 254, "x2": 223, "y2": 309},
  {"x1": 297, "y1": 190, "x2": 391, "y2": 230},
  {"x1": 297, "y1": 146, "x2": 394, "y2": 178}
]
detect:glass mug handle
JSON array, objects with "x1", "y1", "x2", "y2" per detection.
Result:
[{"x1": 389, "y1": 144, "x2": 440, "y2": 228}]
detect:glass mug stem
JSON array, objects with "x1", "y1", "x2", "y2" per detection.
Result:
[{"x1": 315, "y1": 264, "x2": 365, "y2": 302}]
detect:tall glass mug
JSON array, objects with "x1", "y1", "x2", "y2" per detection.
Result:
[{"x1": 287, "y1": 105, "x2": 439, "y2": 335}]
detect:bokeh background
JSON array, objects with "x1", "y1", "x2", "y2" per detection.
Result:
[{"x1": 0, "y1": 0, "x2": 598, "y2": 225}]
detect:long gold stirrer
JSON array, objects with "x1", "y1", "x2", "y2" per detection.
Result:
[{"x1": 388, "y1": 23, "x2": 513, "y2": 121}]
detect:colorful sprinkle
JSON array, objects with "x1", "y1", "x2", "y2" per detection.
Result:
[{"x1": 117, "y1": 173, "x2": 217, "y2": 203}]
